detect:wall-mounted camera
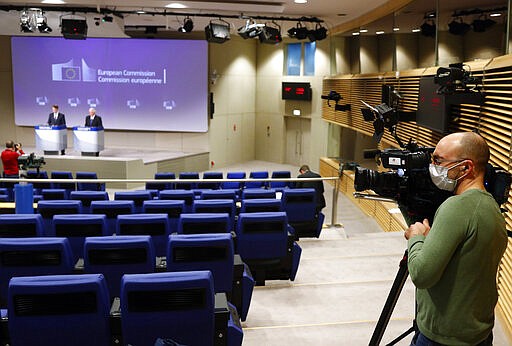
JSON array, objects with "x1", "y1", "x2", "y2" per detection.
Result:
[{"x1": 321, "y1": 90, "x2": 351, "y2": 111}]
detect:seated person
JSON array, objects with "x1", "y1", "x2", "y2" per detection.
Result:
[{"x1": 296, "y1": 164, "x2": 326, "y2": 213}]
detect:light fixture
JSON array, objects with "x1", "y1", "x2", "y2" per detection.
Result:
[
  {"x1": 307, "y1": 23, "x2": 327, "y2": 41},
  {"x1": 412, "y1": 28, "x2": 421, "y2": 33},
  {"x1": 294, "y1": 0, "x2": 308, "y2": 3},
  {"x1": 178, "y1": 16, "x2": 194, "y2": 32},
  {"x1": 393, "y1": 27, "x2": 400, "y2": 32},
  {"x1": 259, "y1": 22, "x2": 282, "y2": 44},
  {"x1": 36, "y1": 10, "x2": 52, "y2": 33},
  {"x1": 376, "y1": 30, "x2": 385, "y2": 35},
  {"x1": 20, "y1": 10, "x2": 34, "y2": 32},
  {"x1": 359, "y1": 28, "x2": 368, "y2": 33},
  {"x1": 352, "y1": 32, "x2": 360, "y2": 36},
  {"x1": 238, "y1": 19, "x2": 264, "y2": 39},
  {"x1": 472, "y1": 16, "x2": 496, "y2": 32},
  {"x1": 166, "y1": 3, "x2": 188, "y2": 9},
  {"x1": 205, "y1": 19, "x2": 230, "y2": 43},
  {"x1": 287, "y1": 22, "x2": 308, "y2": 40},
  {"x1": 448, "y1": 17, "x2": 470, "y2": 36},
  {"x1": 489, "y1": 13, "x2": 502, "y2": 17}
]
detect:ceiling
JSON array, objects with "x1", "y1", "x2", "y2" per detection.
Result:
[{"x1": 0, "y1": 0, "x2": 507, "y2": 38}]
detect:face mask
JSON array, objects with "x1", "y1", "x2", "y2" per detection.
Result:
[{"x1": 429, "y1": 161, "x2": 464, "y2": 192}]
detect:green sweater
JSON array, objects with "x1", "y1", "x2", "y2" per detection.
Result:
[{"x1": 407, "y1": 189, "x2": 507, "y2": 345}]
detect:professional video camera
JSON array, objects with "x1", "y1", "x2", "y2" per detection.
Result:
[
  {"x1": 18, "y1": 153, "x2": 46, "y2": 177},
  {"x1": 321, "y1": 90, "x2": 351, "y2": 111},
  {"x1": 434, "y1": 63, "x2": 482, "y2": 95}
]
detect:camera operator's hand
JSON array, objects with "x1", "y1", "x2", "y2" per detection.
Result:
[{"x1": 405, "y1": 218, "x2": 431, "y2": 240}]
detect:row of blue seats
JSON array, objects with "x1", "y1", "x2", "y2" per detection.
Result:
[
  {"x1": 2, "y1": 271, "x2": 242, "y2": 346},
  {"x1": 0, "y1": 233, "x2": 255, "y2": 323}
]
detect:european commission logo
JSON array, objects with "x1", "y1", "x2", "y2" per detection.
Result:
[{"x1": 52, "y1": 58, "x2": 96, "y2": 82}]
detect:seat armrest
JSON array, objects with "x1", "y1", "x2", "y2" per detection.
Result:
[{"x1": 214, "y1": 293, "x2": 229, "y2": 346}]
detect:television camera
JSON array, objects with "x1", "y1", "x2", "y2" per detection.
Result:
[
  {"x1": 434, "y1": 63, "x2": 482, "y2": 95},
  {"x1": 321, "y1": 90, "x2": 351, "y2": 111},
  {"x1": 18, "y1": 153, "x2": 46, "y2": 177}
]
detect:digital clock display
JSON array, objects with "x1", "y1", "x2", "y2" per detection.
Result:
[{"x1": 282, "y1": 82, "x2": 312, "y2": 101}]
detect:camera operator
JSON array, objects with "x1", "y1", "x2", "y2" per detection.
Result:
[
  {"x1": 14, "y1": 142, "x2": 24, "y2": 155},
  {"x1": 405, "y1": 132, "x2": 507, "y2": 346},
  {"x1": 1, "y1": 140, "x2": 21, "y2": 178}
]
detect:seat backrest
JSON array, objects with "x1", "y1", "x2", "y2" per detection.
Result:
[
  {"x1": 236, "y1": 212, "x2": 289, "y2": 260},
  {"x1": 167, "y1": 234, "x2": 234, "y2": 294},
  {"x1": 50, "y1": 171, "x2": 76, "y2": 192},
  {"x1": 221, "y1": 172, "x2": 245, "y2": 190},
  {"x1": 143, "y1": 199, "x2": 185, "y2": 233},
  {"x1": 52, "y1": 214, "x2": 108, "y2": 261},
  {"x1": 176, "y1": 172, "x2": 200, "y2": 190},
  {"x1": 246, "y1": 171, "x2": 269, "y2": 189},
  {"x1": 84, "y1": 235, "x2": 155, "y2": 299},
  {"x1": 178, "y1": 213, "x2": 231, "y2": 235},
  {"x1": 0, "y1": 237, "x2": 74, "y2": 306},
  {"x1": 282, "y1": 188, "x2": 317, "y2": 221},
  {"x1": 198, "y1": 172, "x2": 223, "y2": 190},
  {"x1": 8, "y1": 274, "x2": 111, "y2": 346},
  {"x1": 76, "y1": 171, "x2": 105, "y2": 191},
  {"x1": 90, "y1": 200, "x2": 135, "y2": 236},
  {"x1": 27, "y1": 170, "x2": 50, "y2": 190},
  {"x1": 158, "y1": 189, "x2": 195, "y2": 212},
  {"x1": 120, "y1": 271, "x2": 215, "y2": 346},
  {"x1": 41, "y1": 188, "x2": 68, "y2": 200},
  {"x1": 37, "y1": 200, "x2": 83, "y2": 235},
  {"x1": 114, "y1": 190, "x2": 152, "y2": 211},
  {"x1": 70, "y1": 191, "x2": 109, "y2": 210},
  {"x1": 200, "y1": 189, "x2": 237, "y2": 201},
  {"x1": 117, "y1": 213, "x2": 170, "y2": 257},
  {"x1": 240, "y1": 198, "x2": 283, "y2": 213},
  {"x1": 192, "y1": 199, "x2": 236, "y2": 231},
  {"x1": 146, "y1": 172, "x2": 175, "y2": 191},
  {"x1": 270, "y1": 170, "x2": 291, "y2": 188},
  {"x1": 0, "y1": 214, "x2": 44, "y2": 238},
  {"x1": 242, "y1": 188, "x2": 276, "y2": 199}
]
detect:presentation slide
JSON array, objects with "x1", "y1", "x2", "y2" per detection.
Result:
[{"x1": 11, "y1": 37, "x2": 208, "y2": 132}]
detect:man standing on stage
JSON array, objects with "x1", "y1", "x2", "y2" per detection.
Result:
[
  {"x1": 85, "y1": 108, "x2": 103, "y2": 128},
  {"x1": 47, "y1": 105, "x2": 66, "y2": 155}
]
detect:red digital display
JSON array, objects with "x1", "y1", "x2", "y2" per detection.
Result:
[{"x1": 282, "y1": 82, "x2": 312, "y2": 100}]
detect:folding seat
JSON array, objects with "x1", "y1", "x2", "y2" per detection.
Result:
[
  {"x1": 37, "y1": 200, "x2": 82, "y2": 235},
  {"x1": 0, "y1": 214, "x2": 44, "y2": 238},
  {"x1": 0, "y1": 175, "x2": 16, "y2": 202},
  {"x1": 8, "y1": 274, "x2": 111, "y2": 346},
  {"x1": 26, "y1": 170, "x2": 50, "y2": 194},
  {"x1": 52, "y1": 214, "x2": 108, "y2": 261},
  {"x1": 76, "y1": 171, "x2": 105, "y2": 191},
  {"x1": 143, "y1": 199, "x2": 185, "y2": 233},
  {"x1": 175, "y1": 172, "x2": 199, "y2": 190},
  {"x1": 282, "y1": 188, "x2": 325, "y2": 238},
  {"x1": 221, "y1": 172, "x2": 245, "y2": 190},
  {"x1": 159, "y1": 189, "x2": 195, "y2": 213},
  {"x1": 145, "y1": 172, "x2": 175, "y2": 193},
  {"x1": 193, "y1": 199, "x2": 236, "y2": 232},
  {"x1": 114, "y1": 190, "x2": 152, "y2": 213},
  {"x1": 70, "y1": 190, "x2": 109, "y2": 213},
  {"x1": 241, "y1": 188, "x2": 276, "y2": 200},
  {"x1": 270, "y1": 170, "x2": 292, "y2": 190},
  {"x1": 90, "y1": 200, "x2": 135, "y2": 236},
  {"x1": 240, "y1": 198, "x2": 283, "y2": 213},
  {"x1": 168, "y1": 233, "x2": 254, "y2": 322},
  {"x1": 84, "y1": 235, "x2": 155, "y2": 300},
  {"x1": 201, "y1": 189, "x2": 238, "y2": 201},
  {"x1": 41, "y1": 188, "x2": 68, "y2": 200},
  {"x1": 117, "y1": 213, "x2": 170, "y2": 257},
  {"x1": 50, "y1": 171, "x2": 76, "y2": 198},
  {"x1": 0, "y1": 237, "x2": 74, "y2": 306},
  {"x1": 245, "y1": 171, "x2": 269, "y2": 189},
  {"x1": 178, "y1": 213, "x2": 231, "y2": 235},
  {"x1": 235, "y1": 212, "x2": 302, "y2": 285},
  {"x1": 120, "y1": 271, "x2": 242, "y2": 346},
  {"x1": 0, "y1": 188, "x2": 9, "y2": 202},
  {"x1": 198, "y1": 171, "x2": 223, "y2": 190}
]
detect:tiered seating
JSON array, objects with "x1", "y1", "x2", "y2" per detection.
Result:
[
  {"x1": 114, "y1": 190, "x2": 152, "y2": 213},
  {"x1": 0, "y1": 188, "x2": 9, "y2": 202},
  {"x1": 50, "y1": 171, "x2": 76, "y2": 198},
  {"x1": 176, "y1": 172, "x2": 200, "y2": 190},
  {"x1": 241, "y1": 188, "x2": 276, "y2": 199},
  {"x1": 193, "y1": 199, "x2": 236, "y2": 231},
  {"x1": 199, "y1": 171, "x2": 223, "y2": 190},
  {"x1": 282, "y1": 188, "x2": 325, "y2": 238},
  {"x1": 246, "y1": 171, "x2": 268, "y2": 189},
  {"x1": 117, "y1": 213, "x2": 170, "y2": 256},
  {"x1": 222, "y1": 172, "x2": 245, "y2": 190},
  {"x1": 270, "y1": 170, "x2": 292, "y2": 190},
  {"x1": 201, "y1": 189, "x2": 238, "y2": 201},
  {"x1": 240, "y1": 198, "x2": 283, "y2": 213},
  {"x1": 143, "y1": 199, "x2": 185, "y2": 231},
  {"x1": 70, "y1": 191, "x2": 109, "y2": 213},
  {"x1": 76, "y1": 171, "x2": 105, "y2": 191},
  {"x1": 37, "y1": 200, "x2": 82, "y2": 235},
  {"x1": 0, "y1": 214, "x2": 44, "y2": 237},
  {"x1": 145, "y1": 172, "x2": 175, "y2": 194},
  {"x1": 159, "y1": 189, "x2": 195, "y2": 212},
  {"x1": 90, "y1": 200, "x2": 135, "y2": 235},
  {"x1": 178, "y1": 213, "x2": 231, "y2": 234}
]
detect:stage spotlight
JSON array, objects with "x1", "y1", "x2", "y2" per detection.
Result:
[
  {"x1": 205, "y1": 20, "x2": 231, "y2": 43},
  {"x1": 36, "y1": 11, "x2": 52, "y2": 33},
  {"x1": 287, "y1": 22, "x2": 308, "y2": 40},
  {"x1": 178, "y1": 17, "x2": 194, "y2": 32},
  {"x1": 238, "y1": 19, "x2": 264, "y2": 39},
  {"x1": 259, "y1": 23, "x2": 282, "y2": 44},
  {"x1": 307, "y1": 23, "x2": 327, "y2": 41},
  {"x1": 420, "y1": 21, "x2": 436, "y2": 37},
  {"x1": 472, "y1": 17, "x2": 496, "y2": 32},
  {"x1": 20, "y1": 10, "x2": 34, "y2": 33},
  {"x1": 448, "y1": 18, "x2": 470, "y2": 35}
]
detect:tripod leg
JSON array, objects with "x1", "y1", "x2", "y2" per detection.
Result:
[{"x1": 368, "y1": 250, "x2": 410, "y2": 346}]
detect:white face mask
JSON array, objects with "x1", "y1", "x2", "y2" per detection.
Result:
[{"x1": 429, "y1": 161, "x2": 465, "y2": 192}]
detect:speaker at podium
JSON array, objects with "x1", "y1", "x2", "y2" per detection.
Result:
[
  {"x1": 34, "y1": 125, "x2": 67, "y2": 155},
  {"x1": 73, "y1": 126, "x2": 104, "y2": 157}
]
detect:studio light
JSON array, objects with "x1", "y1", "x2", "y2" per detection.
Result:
[
  {"x1": 178, "y1": 17, "x2": 194, "y2": 32},
  {"x1": 205, "y1": 19, "x2": 230, "y2": 43},
  {"x1": 259, "y1": 22, "x2": 282, "y2": 44},
  {"x1": 238, "y1": 19, "x2": 264, "y2": 39},
  {"x1": 287, "y1": 22, "x2": 308, "y2": 40},
  {"x1": 20, "y1": 10, "x2": 34, "y2": 32},
  {"x1": 36, "y1": 11, "x2": 52, "y2": 33},
  {"x1": 307, "y1": 23, "x2": 327, "y2": 41},
  {"x1": 61, "y1": 17, "x2": 88, "y2": 39},
  {"x1": 420, "y1": 21, "x2": 436, "y2": 37},
  {"x1": 448, "y1": 18, "x2": 471, "y2": 36},
  {"x1": 472, "y1": 17, "x2": 496, "y2": 32}
]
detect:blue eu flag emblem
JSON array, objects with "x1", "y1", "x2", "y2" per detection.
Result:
[{"x1": 62, "y1": 66, "x2": 81, "y2": 81}]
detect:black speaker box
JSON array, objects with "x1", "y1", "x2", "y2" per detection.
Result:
[{"x1": 61, "y1": 18, "x2": 88, "y2": 39}]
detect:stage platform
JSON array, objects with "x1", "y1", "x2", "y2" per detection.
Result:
[{"x1": 23, "y1": 147, "x2": 210, "y2": 189}]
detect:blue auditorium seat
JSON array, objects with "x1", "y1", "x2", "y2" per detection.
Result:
[
  {"x1": 41, "y1": 188, "x2": 68, "y2": 200},
  {"x1": 0, "y1": 174, "x2": 16, "y2": 202},
  {"x1": 90, "y1": 200, "x2": 134, "y2": 235},
  {"x1": 282, "y1": 188, "x2": 325, "y2": 238},
  {"x1": 26, "y1": 170, "x2": 50, "y2": 194},
  {"x1": 143, "y1": 199, "x2": 185, "y2": 233},
  {"x1": 241, "y1": 188, "x2": 276, "y2": 199},
  {"x1": 8, "y1": 274, "x2": 111, "y2": 346},
  {"x1": 120, "y1": 271, "x2": 217, "y2": 346},
  {"x1": 0, "y1": 214, "x2": 44, "y2": 238},
  {"x1": 50, "y1": 171, "x2": 76, "y2": 198},
  {"x1": 240, "y1": 198, "x2": 283, "y2": 213},
  {"x1": 270, "y1": 170, "x2": 291, "y2": 190},
  {"x1": 37, "y1": 200, "x2": 82, "y2": 235},
  {"x1": 117, "y1": 213, "x2": 170, "y2": 257},
  {"x1": 178, "y1": 213, "x2": 231, "y2": 235},
  {"x1": 76, "y1": 171, "x2": 105, "y2": 191},
  {"x1": 84, "y1": 235, "x2": 155, "y2": 300},
  {"x1": 0, "y1": 188, "x2": 9, "y2": 202},
  {"x1": 193, "y1": 199, "x2": 236, "y2": 231},
  {"x1": 221, "y1": 172, "x2": 245, "y2": 190},
  {"x1": 145, "y1": 172, "x2": 176, "y2": 192},
  {"x1": 235, "y1": 212, "x2": 302, "y2": 285},
  {"x1": 201, "y1": 189, "x2": 238, "y2": 201},
  {"x1": 70, "y1": 190, "x2": 109, "y2": 213},
  {"x1": 198, "y1": 171, "x2": 223, "y2": 190},
  {"x1": 167, "y1": 233, "x2": 254, "y2": 322},
  {"x1": 0, "y1": 237, "x2": 74, "y2": 306},
  {"x1": 176, "y1": 172, "x2": 199, "y2": 190},
  {"x1": 114, "y1": 190, "x2": 152, "y2": 213},
  {"x1": 52, "y1": 214, "x2": 108, "y2": 261},
  {"x1": 159, "y1": 189, "x2": 195, "y2": 213},
  {"x1": 245, "y1": 171, "x2": 269, "y2": 189}
]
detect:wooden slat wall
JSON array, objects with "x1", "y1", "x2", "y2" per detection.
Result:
[{"x1": 321, "y1": 55, "x2": 512, "y2": 336}]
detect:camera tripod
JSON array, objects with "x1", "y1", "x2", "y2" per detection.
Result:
[{"x1": 369, "y1": 250, "x2": 416, "y2": 346}]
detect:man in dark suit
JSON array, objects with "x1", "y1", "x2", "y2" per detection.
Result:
[
  {"x1": 85, "y1": 107, "x2": 103, "y2": 128},
  {"x1": 47, "y1": 105, "x2": 66, "y2": 155},
  {"x1": 296, "y1": 164, "x2": 326, "y2": 213}
]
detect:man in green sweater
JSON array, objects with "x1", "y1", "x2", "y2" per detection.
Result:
[{"x1": 405, "y1": 132, "x2": 508, "y2": 346}]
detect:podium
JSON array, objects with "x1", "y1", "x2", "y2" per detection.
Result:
[
  {"x1": 34, "y1": 125, "x2": 67, "y2": 155},
  {"x1": 73, "y1": 126, "x2": 104, "y2": 156}
]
